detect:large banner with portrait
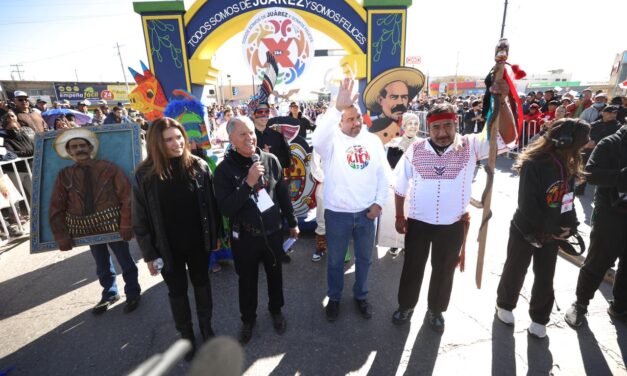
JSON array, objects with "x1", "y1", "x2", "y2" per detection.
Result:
[{"x1": 30, "y1": 124, "x2": 142, "y2": 252}]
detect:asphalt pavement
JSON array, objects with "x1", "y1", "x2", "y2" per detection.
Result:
[{"x1": 1, "y1": 156, "x2": 626, "y2": 376}]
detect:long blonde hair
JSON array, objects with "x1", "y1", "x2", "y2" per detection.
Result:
[
  {"x1": 513, "y1": 118, "x2": 590, "y2": 179},
  {"x1": 139, "y1": 117, "x2": 196, "y2": 180}
]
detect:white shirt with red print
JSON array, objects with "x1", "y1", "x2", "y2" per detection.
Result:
[
  {"x1": 312, "y1": 107, "x2": 389, "y2": 213},
  {"x1": 394, "y1": 133, "x2": 507, "y2": 225}
]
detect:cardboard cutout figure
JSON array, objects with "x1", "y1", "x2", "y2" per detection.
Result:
[{"x1": 363, "y1": 67, "x2": 425, "y2": 145}]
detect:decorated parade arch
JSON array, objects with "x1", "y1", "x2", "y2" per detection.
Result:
[
  {"x1": 131, "y1": 0, "x2": 415, "y2": 220},
  {"x1": 133, "y1": 0, "x2": 412, "y2": 106}
]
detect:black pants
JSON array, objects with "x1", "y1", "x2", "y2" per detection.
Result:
[
  {"x1": 162, "y1": 248, "x2": 212, "y2": 334},
  {"x1": 232, "y1": 230, "x2": 284, "y2": 324},
  {"x1": 397, "y1": 219, "x2": 464, "y2": 312},
  {"x1": 496, "y1": 224, "x2": 558, "y2": 325},
  {"x1": 162, "y1": 248, "x2": 211, "y2": 299},
  {"x1": 576, "y1": 207, "x2": 627, "y2": 311}
]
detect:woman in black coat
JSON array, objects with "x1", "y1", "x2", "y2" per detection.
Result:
[{"x1": 132, "y1": 117, "x2": 222, "y2": 360}]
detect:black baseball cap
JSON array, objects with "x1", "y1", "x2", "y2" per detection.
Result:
[{"x1": 602, "y1": 105, "x2": 618, "y2": 113}]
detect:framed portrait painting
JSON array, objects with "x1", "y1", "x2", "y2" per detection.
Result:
[{"x1": 30, "y1": 123, "x2": 142, "y2": 252}]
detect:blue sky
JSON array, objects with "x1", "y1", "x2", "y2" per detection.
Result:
[{"x1": 0, "y1": 0, "x2": 624, "y2": 91}]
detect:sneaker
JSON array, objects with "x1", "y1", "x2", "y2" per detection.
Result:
[
  {"x1": 239, "y1": 322, "x2": 255, "y2": 344},
  {"x1": 392, "y1": 307, "x2": 414, "y2": 325},
  {"x1": 285, "y1": 248, "x2": 295, "y2": 255},
  {"x1": 271, "y1": 312, "x2": 287, "y2": 334},
  {"x1": 607, "y1": 301, "x2": 627, "y2": 322},
  {"x1": 326, "y1": 300, "x2": 340, "y2": 322},
  {"x1": 354, "y1": 298, "x2": 372, "y2": 319},
  {"x1": 564, "y1": 302, "x2": 588, "y2": 328},
  {"x1": 123, "y1": 296, "x2": 141, "y2": 314},
  {"x1": 427, "y1": 309, "x2": 445, "y2": 333},
  {"x1": 527, "y1": 322, "x2": 547, "y2": 339},
  {"x1": 92, "y1": 294, "x2": 120, "y2": 315},
  {"x1": 387, "y1": 248, "x2": 401, "y2": 257},
  {"x1": 495, "y1": 305, "x2": 515, "y2": 326},
  {"x1": 8, "y1": 224, "x2": 23, "y2": 237},
  {"x1": 312, "y1": 250, "x2": 324, "y2": 262}
]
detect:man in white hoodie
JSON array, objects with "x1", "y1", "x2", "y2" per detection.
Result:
[{"x1": 312, "y1": 78, "x2": 389, "y2": 322}]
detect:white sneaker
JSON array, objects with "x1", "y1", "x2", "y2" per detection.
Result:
[
  {"x1": 495, "y1": 306, "x2": 515, "y2": 325},
  {"x1": 528, "y1": 322, "x2": 547, "y2": 338}
]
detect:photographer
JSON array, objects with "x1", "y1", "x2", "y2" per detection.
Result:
[{"x1": 565, "y1": 124, "x2": 627, "y2": 327}]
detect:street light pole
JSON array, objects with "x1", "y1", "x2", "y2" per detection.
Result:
[
  {"x1": 227, "y1": 74, "x2": 233, "y2": 101},
  {"x1": 116, "y1": 42, "x2": 130, "y2": 95}
]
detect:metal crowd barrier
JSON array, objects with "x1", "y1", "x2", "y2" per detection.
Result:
[
  {"x1": 0, "y1": 156, "x2": 33, "y2": 241},
  {"x1": 0, "y1": 156, "x2": 33, "y2": 215}
]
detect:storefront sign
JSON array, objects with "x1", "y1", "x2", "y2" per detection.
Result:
[{"x1": 53, "y1": 83, "x2": 135, "y2": 102}]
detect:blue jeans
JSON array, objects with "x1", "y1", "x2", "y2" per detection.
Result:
[
  {"x1": 325, "y1": 209, "x2": 376, "y2": 301},
  {"x1": 90, "y1": 241, "x2": 141, "y2": 300}
]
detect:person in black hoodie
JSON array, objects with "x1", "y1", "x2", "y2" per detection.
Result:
[
  {"x1": 133, "y1": 117, "x2": 222, "y2": 360},
  {"x1": 1, "y1": 110, "x2": 34, "y2": 157},
  {"x1": 565, "y1": 124, "x2": 627, "y2": 328},
  {"x1": 213, "y1": 116, "x2": 299, "y2": 345},
  {"x1": 288, "y1": 101, "x2": 315, "y2": 139},
  {"x1": 495, "y1": 118, "x2": 590, "y2": 339}
]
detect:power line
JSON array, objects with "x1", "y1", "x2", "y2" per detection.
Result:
[
  {"x1": 10, "y1": 64, "x2": 24, "y2": 81},
  {"x1": 0, "y1": 13, "x2": 128, "y2": 26},
  {"x1": 0, "y1": 42, "x2": 113, "y2": 67}
]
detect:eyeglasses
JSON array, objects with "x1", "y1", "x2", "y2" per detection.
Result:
[
  {"x1": 16, "y1": 98, "x2": 28, "y2": 102},
  {"x1": 254, "y1": 109, "x2": 270, "y2": 115}
]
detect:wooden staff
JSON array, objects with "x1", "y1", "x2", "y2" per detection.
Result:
[{"x1": 475, "y1": 38, "x2": 509, "y2": 288}]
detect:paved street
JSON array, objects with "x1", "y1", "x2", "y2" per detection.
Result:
[{"x1": 1, "y1": 156, "x2": 626, "y2": 376}]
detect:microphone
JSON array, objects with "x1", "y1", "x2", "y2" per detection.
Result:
[
  {"x1": 188, "y1": 336, "x2": 244, "y2": 376},
  {"x1": 251, "y1": 154, "x2": 265, "y2": 187}
]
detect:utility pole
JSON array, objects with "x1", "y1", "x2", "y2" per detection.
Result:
[
  {"x1": 115, "y1": 42, "x2": 130, "y2": 95},
  {"x1": 500, "y1": 0, "x2": 509, "y2": 38},
  {"x1": 74, "y1": 69, "x2": 79, "y2": 82},
  {"x1": 10, "y1": 64, "x2": 24, "y2": 81}
]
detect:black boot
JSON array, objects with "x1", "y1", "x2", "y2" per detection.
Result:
[
  {"x1": 168, "y1": 295, "x2": 196, "y2": 361},
  {"x1": 194, "y1": 284, "x2": 214, "y2": 342}
]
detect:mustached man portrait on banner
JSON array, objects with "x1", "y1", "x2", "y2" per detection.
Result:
[
  {"x1": 363, "y1": 67, "x2": 425, "y2": 146},
  {"x1": 30, "y1": 124, "x2": 142, "y2": 252}
]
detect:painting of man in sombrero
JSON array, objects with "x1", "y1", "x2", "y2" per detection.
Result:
[
  {"x1": 30, "y1": 124, "x2": 142, "y2": 252},
  {"x1": 363, "y1": 67, "x2": 425, "y2": 145}
]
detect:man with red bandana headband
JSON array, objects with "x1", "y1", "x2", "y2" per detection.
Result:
[{"x1": 391, "y1": 80, "x2": 517, "y2": 332}]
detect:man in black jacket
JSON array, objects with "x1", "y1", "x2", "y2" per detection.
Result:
[
  {"x1": 251, "y1": 103, "x2": 291, "y2": 170},
  {"x1": 288, "y1": 101, "x2": 315, "y2": 139},
  {"x1": 214, "y1": 116, "x2": 299, "y2": 345},
  {"x1": 462, "y1": 100, "x2": 484, "y2": 134},
  {"x1": 575, "y1": 105, "x2": 622, "y2": 195},
  {"x1": 565, "y1": 125, "x2": 627, "y2": 327}
]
